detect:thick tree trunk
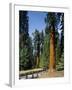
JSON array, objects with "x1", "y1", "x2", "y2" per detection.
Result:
[{"x1": 49, "y1": 29, "x2": 56, "y2": 72}]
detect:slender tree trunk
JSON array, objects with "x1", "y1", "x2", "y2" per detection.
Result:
[
  {"x1": 49, "y1": 27, "x2": 56, "y2": 72},
  {"x1": 36, "y1": 44, "x2": 40, "y2": 68},
  {"x1": 36, "y1": 56, "x2": 40, "y2": 68}
]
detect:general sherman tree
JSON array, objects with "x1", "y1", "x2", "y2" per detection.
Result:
[
  {"x1": 45, "y1": 12, "x2": 64, "y2": 72},
  {"x1": 45, "y1": 13, "x2": 57, "y2": 72}
]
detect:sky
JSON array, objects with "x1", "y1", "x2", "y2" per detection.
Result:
[{"x1": 28, "y1": 11, "x2": 47, "y2": 39}]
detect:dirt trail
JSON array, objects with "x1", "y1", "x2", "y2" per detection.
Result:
[{"x1": 39, "y1": 70, "x2": 64, "y2": 78}]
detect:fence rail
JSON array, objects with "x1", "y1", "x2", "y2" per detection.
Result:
[{"x1": 19, "y1": 68, "x2": 45, "y2": 79}]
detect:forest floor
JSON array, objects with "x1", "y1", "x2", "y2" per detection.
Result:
[
  {"x1": 39, "y1": 70, "x2": 64, "y2": 78},
  {"x1": 19, "y1": 70, "x2": 64, "y2": 79}
]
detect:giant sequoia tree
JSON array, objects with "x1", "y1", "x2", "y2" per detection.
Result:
[
  {"x1": 45, "y1": 12, "x2": 64, "y2": 72},
  {"x1": 45, "y1": 13, "x2": 56, "y2": 72}
]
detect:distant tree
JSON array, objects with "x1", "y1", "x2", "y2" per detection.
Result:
[
  {"x1": 60, "y1": 13, "x2": 64, "y2": 58},
  {"x1": 40, "y1": 30, "x2": 44, "y2": 54},
  {"x1": 56, "y1": 13, "x2": 64, "y2": 71},
  {"x1": 56, "y1": 13, "x2": 64, "y2": 63},
  {"x1": 39, "y1": 27, "x2": 50, "y2": 68},
  {"x1": 33, "y1": 29, "x2": 41, "y2": 68}
]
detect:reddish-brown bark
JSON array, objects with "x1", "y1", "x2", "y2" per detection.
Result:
[{"x1": 49, "y1": 29, "x2": 56, "y2": 72}]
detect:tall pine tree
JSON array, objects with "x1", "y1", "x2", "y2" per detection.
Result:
[
  {"x1": 32, "y1": 29, "x2": 41, "y2": 68},
  {"x1": 19, "y1": 11, "x2": 33, "y2": 70}
]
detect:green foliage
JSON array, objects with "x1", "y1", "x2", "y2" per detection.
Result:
[
  {"x1": 40, "y1": 30, "x2": 44, "y2": 54},
  {"x1": 19, "y1": 37, "x2": 34, "y2": 70},
  {"x1": 33, "y1": 29, "x2": 41, "y2": 52},
  {"x1": 39, "y1": 31, "x2": 50, "y2": 68},
  {"x1": 19, "y1": 48, "x2": 29, "y2": 70},
  {"x1": 56, "y1": 13, "x2": 64, "y2": 70},
  {"x1": 56, "y1": 42, "x2": 60, "y2": 64},
  {"x1": 32, "y1": 29, "x2": 41, "y2": 67},
  {"x1": 19, "y1": 11, "x2": 34, "y2": 71},
  {"x1": 56, "y1": 52, "x2": 64, "y2": 71},
  {"x1": 45, "y1": 12, "x2": 57, "y2": 28},
  {"x1": 32, "y1": 28, "x2": 50, "y2": 68}
]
